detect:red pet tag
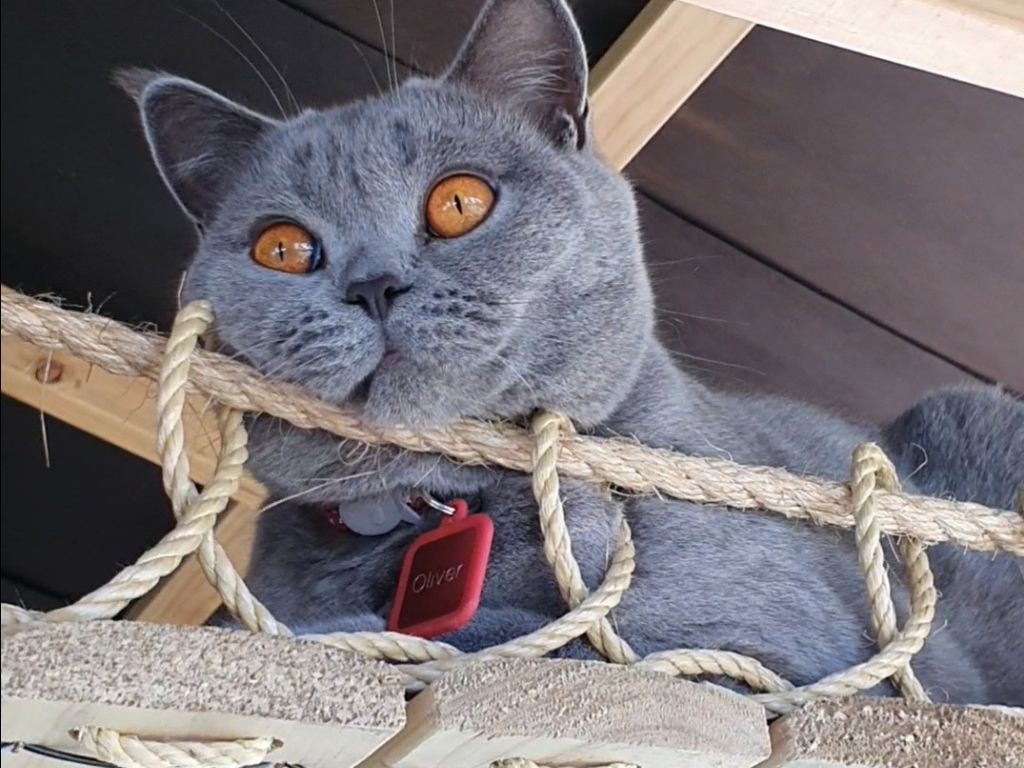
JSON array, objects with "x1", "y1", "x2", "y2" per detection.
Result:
[{"x1": 387, "y1": 499, "x2": 493, "y2": 638}]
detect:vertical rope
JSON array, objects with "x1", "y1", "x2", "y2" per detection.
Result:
[
  {"x1": 531, "y1": 412, "x2": 639, "y2": 664},
  {"x1": 851, "y1": 443, "x2": 930, "y2": 701}
]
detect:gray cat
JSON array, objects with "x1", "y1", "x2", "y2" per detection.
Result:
[{"x1": 122, "y1": 0, "x2": 1023, "y2": 705}]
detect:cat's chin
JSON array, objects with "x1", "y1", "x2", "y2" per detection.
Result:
[
  {"x1": 356, "y1": 366, "x2": 468, "y2": 430},
  {"x1": 358, "y1": 391, "x2": 461, "y2": 430}
]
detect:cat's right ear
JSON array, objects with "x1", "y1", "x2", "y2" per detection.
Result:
[
  {"x1": 115, "y1": 68, "x2": 276, "y2": 227},
  {"x1": 445, "y1": 0, "x2": 590, "y2": 150}
]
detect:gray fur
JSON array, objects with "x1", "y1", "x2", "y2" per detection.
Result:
[{"x1": 126, "y1": 0, "x2": 1023, "y2": 706}]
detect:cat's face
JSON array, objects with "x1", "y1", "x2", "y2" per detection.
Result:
[{"x1": 128, "y1": 0, "x2": 653, "y2": 428}]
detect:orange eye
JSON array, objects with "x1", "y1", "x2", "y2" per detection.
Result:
[
  {"x1": 252, "y1": 223, "x2": 320, "y2": 274},
  {"x1": 425, "y1": 174, "x2": 495, "y2": 238}
]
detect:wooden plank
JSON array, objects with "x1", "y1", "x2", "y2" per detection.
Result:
[
  {"x1": 1, "y1": 620, "x2": 407, "y2": 768},
  {"x1": 761, "y1": 697, "x2": 1024, "y2": 767},
  {"x1": 681, "y1": 0, "x2": 1024, "y2": 97},
  {"x1": 1, "y1": 332, "x2": 265, "y2": 626},
  {"x1": 630, "y1": 28, "x2": 1024, "y2": 390},
  {"x1": 358, "y1": 659, "x2": 771, "y2": 768},
  {"x1": 0, "y1": 334, "x2": 264, "y2": 508},
  {"x1": 589, "y1": 0, "x2": 753, "y2": 169},
  {"x1": 640, "y1": 197, "x2": 975, "y2": 422}
]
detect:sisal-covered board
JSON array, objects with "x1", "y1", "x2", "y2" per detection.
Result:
[
  {"x1": 359, "y1": 658, "x2": 771, "y2": 767},
  {"x1": 1, "y1": 620, "x2": 407, "y2": 768},
  {"x1": 761, "y1": 697, "x2": 1024, "y2": 768}
]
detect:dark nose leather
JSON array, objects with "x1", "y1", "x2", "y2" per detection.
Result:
[{"x1": 345, "y1": 273, "x2": 407, "y2": 320}]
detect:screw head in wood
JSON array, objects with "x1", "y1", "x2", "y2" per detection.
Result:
[{"x1": 34, "y1": 358, "x2": 64, "y2": 383}]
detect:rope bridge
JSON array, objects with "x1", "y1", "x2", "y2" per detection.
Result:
[{"x1": 1, "y1": 289, "x2": 1022, "y2": 767}]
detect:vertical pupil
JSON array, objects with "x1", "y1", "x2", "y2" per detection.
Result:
[
  {"x1": 453, "y1": 194, "x2": 463, "y2": 215},
  {"x1": 274, "y1": 241, "x2": 286, "y2": 261}
]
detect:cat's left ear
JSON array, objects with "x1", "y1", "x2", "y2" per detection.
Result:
[
  {"x1": 446, "y1": 0, "x2": 590, "y2": 150},
  {"x1": 116, "y1": 68, "x2": 277, "y2": 227}
]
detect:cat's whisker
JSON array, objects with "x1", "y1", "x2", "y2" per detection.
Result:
[
  {"x1": 491, "y1": 353, "x2": 536, "y2": 398},
  {"x1": 350, "y1": 40, "x2": 385, "y2": 97},
  {"x1": 172, "y1": 6, "x2": 287, "y2": 118},
  {"x1": 668, "y1": 349, "x2": 766, "y2": 376},
  {"x1": 208, "y1": 0, "x2": 300, "y2": 114},
  {"x1": 658, "y1": 308, "x2": 740, "y2": 325},
  {"x1": 257, "y1": 470, "x2": 382, "y2": 514},
  {"x1": 371, "y1": 0, "x2": 396, "y2": 92},
  {"x1": 389, "y1": 0, "x2": 399, "y2": 92}
]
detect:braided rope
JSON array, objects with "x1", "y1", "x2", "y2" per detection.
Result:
[
  {"x1": 0, "y1": 291, "x2": 1017, "y2": 764},
  {"x1": 531, "y1": 412, "x2": 638, "y2": 664},
  {"x1": 850, "y1": 444, "x2": 929, "y2": 701},
  {"x1": 73, "y1": 727, "x2": 281, "y2": 768}
]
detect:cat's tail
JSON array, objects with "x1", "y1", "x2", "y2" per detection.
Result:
[
  {"x1": 883, "y1": 384, "x2": 1023, "y2": 510},
  {"x1": 884, "y1": 384, "x2": 1023, "y2": 707}
]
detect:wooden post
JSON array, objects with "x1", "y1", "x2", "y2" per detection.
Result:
[{"x1": 589, "y1": 0, "x2": 753, "y2": 170}]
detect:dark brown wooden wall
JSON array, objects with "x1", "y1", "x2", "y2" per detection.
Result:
[{"x1": 2, "y1": 0, "x2": 1020, "y2": 609}]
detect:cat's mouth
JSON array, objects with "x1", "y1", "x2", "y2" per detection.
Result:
[{"x1": 378, "y1": 350, "x2": 402, "y2": 370}]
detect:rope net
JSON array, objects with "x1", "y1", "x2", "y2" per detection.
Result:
[{"x1": 2, "y1": 289, "x2": 1022, "y2": 766}]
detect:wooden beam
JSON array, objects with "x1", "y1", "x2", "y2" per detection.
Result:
[
  {"x1": 0, "y1": 334, "x2": 264, "y2": 508},
  {"x1": 2, "y1": 620, "x2": 407, "y2": 768},
  {"x1": 680, "y1": 0, "x2": 1024, "y2": 97},
  {"x1": 589, "y1": 0, "x2": 753, "y2": 170},
  {"x1": 358, "y1": 659, "x2": 771, "y2": 768}
]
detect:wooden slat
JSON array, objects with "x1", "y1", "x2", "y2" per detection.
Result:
[
  {"x1": 629, "y1": 29, "x2": 1024, "y2": 389},
  {"x1": 762, "y1": 697, "x2": 1024, "y2": 767},
  {"x1": 589, "y1": 0, "x2": 753, "y2": 169},
  {"x1": 681, "y1": 0, "x2": 1024, "y2": 97},
  {"x1": 358, "y1": 659, "x2": 770, "y2": 768},
  {"x1": 0, "y1": 334, "x2": 264, "y2": 508},
  {"x1": 2, "y1": 621, "x2": 407, "y2": 768}
]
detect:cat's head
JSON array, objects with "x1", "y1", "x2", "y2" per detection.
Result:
[{"x1": 125, "y1": 0, "x2": 653, "y2": 428}]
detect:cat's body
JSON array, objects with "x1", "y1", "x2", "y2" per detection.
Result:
[
  {"x1": 244, "y1": 344, "x2": 1023, "y2": 705},
  {"x1": 124, "y1": 0, "x2": 1023, "y2": 705}
]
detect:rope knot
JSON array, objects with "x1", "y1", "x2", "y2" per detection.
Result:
[
  {"x1": 849, "y1": 442, "x2": 932, "y2": 704},
  {"x1": 851, "y1": 442, "x2": 901, "y2": 495}
]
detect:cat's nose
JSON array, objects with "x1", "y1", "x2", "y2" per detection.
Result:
[{"x1": 345, "y1": 273, "x2": 408, "y2": 321}]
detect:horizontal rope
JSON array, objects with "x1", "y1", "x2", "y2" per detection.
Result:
[{"x1": 3, "y1": 288, "x2": 1019, "y2": 555}]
